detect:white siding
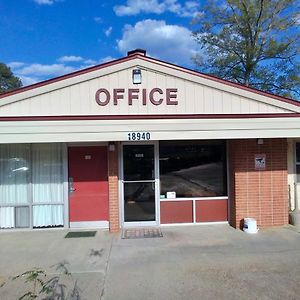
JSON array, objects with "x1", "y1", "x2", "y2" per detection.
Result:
[
  {"x1": 0, "y1": 63, "x2": 297, "y2": 116},
  {"x1": 1, "y1": 117, "x2": 300, "y2": 144}
]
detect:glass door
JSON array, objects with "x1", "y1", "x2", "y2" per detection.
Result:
[{"x1": 122, "y1": 143, "x2": 158, "y2": 225}]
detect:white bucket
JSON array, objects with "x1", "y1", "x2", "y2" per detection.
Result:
[{"x1": 243, "y1": 218, "x2": 258, "y2": 234}]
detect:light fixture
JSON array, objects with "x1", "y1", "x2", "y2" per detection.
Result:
[
  {"x1": 132, "y1": 69, "x2": 142, "y2": 84},
  {"x1": 108, "y1": 142, "x2": 116, "y2": 152},
  {"x1": 257, "y1": 138, "x2": 264, "y2": 145}
]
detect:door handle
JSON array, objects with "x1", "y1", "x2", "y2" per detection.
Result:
[{"x1": 69, "y1": 177, "x2": 76, "y2": 193}]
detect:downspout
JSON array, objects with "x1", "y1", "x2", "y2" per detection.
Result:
[
  {"x1": 290, "y1": 183, "x2": 300, "y2": 226},
  {"x1": 294, "y1": 183, "x2": 299, "y2": 211}
]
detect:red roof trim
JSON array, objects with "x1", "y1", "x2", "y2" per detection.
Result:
[
  {"x1": 0, "y1": 52, "x2": 299, "y2": 108},
  {"x1": 0, "y1": 113, "x2": 299, "y2": 122},
  {"x1": 0, "y1": 54, "x2": 137, "y2": 99},
  {"x1": 139, "y1": 55, "x2": 300, "y2": 107}
]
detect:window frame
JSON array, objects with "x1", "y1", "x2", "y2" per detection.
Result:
[
  {"x1": 159, "y1": 140, "x2": 228, "y2": 199},
  {"x1": 0, "y1": 143, "x2": 66, "y2": 230}
]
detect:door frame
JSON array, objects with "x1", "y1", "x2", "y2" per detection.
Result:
[{"x1": 119, "y1": 141, "x2": 160, "y2": 228}]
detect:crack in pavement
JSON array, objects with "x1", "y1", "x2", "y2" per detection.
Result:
[{"x1": 100, "y1": 235, "x2": 115, "y2": 300}]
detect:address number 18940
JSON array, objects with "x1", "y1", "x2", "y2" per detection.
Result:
[{"x1": 127, "y1": 132, "x2": 151, "y2": 141}]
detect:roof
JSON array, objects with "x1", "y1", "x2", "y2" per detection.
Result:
[{"x1": 0, "y1": 50, "x2": 299, "y2": 108}]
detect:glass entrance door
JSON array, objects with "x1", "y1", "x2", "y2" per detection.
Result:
[{"x1": 122, "y1": 143, "x2": 157, "y2": 224}]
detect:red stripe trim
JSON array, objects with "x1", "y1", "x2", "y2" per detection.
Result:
[
  {"x1": 0, "y1": 113, "x2": 300, "y2": 122},
  {"x1": 0, "y1": 53, "x2": 299, "y2": 107}
]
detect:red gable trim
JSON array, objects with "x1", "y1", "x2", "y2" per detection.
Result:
[
  {"x1": 139, "y1": 55, "x2": 300, "y2": 107},
  {"x1": 0, "y1": 54, "x2": 137, "y2": 99},
  {"x1": 0, "y1": 113, "x2": 299, "y2": 122},
  {"x1": 0, "y1": 52, "x2": 299, "y2": 108}
]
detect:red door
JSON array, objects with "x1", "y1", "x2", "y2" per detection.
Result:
[{"x1": 68, "y1": 146, "x2": 108, "y2": 223}]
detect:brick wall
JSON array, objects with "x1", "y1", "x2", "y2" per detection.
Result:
[
  {"x1": 108, "y1": 144, "x2": 120, "y2": 233},
  {"x1": 229, "y1": 139, "x2": 288, "y2": 229}
]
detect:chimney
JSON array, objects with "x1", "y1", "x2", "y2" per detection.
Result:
[{"x1": 127, "y1": 49, "x2": 147, "y2": 57}]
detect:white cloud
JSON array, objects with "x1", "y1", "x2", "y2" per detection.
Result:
[
  {"x1": 33, "y1": 0, "x2": 62, "y2": 5},
  {"x1": 295, "y1": 13, "x2": 300, "y2": 25},
  {"x1": 104, "y1": 26, "x2": 113, "y2": 37},
  {"x1": 16, "y1": 63, "x2": 75, "y2": 77},
  {"x1": 80, "y1": 56, "x2": 115, "y2": 69},
  {"x1": 57, "y1": 55, "x2": 84, "y2": 63},
  {"x1": 117, "y1": 19, "x2": 199, "y2": 66},
  {"x1": 11, "y1": 63, "x2": 75, "y2": 86},
  {"x1": 83, "y1": 59, "x2": 97, "y2": 65},
  {"x1": 19, "y1": 75, "x2": 40, "y2": 86},
  {"x1": 33, "y1": 0, "x2": 54, "y2": 4},
  {"x1": 98, "y1": 56, "x2": 115, "y2": 64},
  {"x1": 8, "y1": 62, "x2": 25, "y2": 69},
  {"x1": 114, "y1": 0, "x2": 200, "y2": 17},
  {"x1": 94, "y1": 17, "x2": 103, "y2": 24},
  {"x1": 8, "y1": 55, "x2": 117, "y2": 87}
]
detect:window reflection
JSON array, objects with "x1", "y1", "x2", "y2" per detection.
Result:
[
  {"x1": 124, "y1": 182, "x2": 155, "y2": 221},
  {"x1": 123, "y1": 145, "x2": 154, "y2": 181},
  {"x1": 159, "y1": 141, "x2": 227, "y2": 197}
]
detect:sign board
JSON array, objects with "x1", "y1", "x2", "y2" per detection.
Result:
[{"x1": 255, "y1": 154, "x2": 266, "y2": 170}]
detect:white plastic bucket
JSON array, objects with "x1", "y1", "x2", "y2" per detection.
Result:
[{"x1": 243, "y1": 218, "x2": 258, "y2": 234}]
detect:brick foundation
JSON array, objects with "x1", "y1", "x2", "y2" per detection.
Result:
[
  {"x1": 108, "y1": 144, "x2": 120, "y2": 233},
  {"x1": 229, "y1": 139, "x2": 288, "y2": 229}
]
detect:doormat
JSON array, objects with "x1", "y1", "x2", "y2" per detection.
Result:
[
  {"x1": 122, "y1": 228, "x2": 163, "y2": 239},
  {"x1": 65, "y1": 231, "x2": 97, "y2": 238}
]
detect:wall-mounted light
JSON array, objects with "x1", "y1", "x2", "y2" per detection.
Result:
[
  {"x1": 132, "y1": 69, "x2": 142, "y2": 84},
  {"x1": 257, "y1": 138, "x2": 264, "y2": 145},
  {"x1": 108, "y1": 142, "x2": 116, "y2": 151}
]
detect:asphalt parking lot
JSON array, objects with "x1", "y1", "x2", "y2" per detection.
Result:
[{"x1": 1, "y1": 224, "x2": 300, "y2": 300}]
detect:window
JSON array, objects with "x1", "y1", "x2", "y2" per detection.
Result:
[
  {"x1": 0, "y1": 143, "x2": 64, "y2": 229},
  {"x1": 159, "y1": 141, "x2": 227, "y2": 198},
  {"x1": 296, "y1": 143, "x2": 300, "y2": 182},
  {"x1": 0, "y1": 144, "x2": 31, "y2": 228}
]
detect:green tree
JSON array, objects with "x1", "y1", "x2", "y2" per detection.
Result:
[
  {"x1": 192, "y1": 0, "x2": 300, "y2": 99},
  {"x1": 0, "y1": 63, "x2": 22, "y2": 93}
]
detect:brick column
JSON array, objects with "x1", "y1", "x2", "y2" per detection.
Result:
[
  {"x1": 108, "y1": 143, "x2": 120, "y2": 233},
  {"x1": 229, "y1": 139, "x2": 288, "y2": 229}
]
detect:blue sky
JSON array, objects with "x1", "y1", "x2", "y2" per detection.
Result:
[{"x1": 0, "y1": 0, "x2": 202, "y2": 86}]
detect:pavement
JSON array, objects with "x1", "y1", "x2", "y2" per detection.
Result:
[{"x1": 1, "y1": 224, "x2": 300, "y2": 300}]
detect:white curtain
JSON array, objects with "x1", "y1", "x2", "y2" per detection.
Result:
[
  {"x1": 0, "y1": 143, "x2": 64, "y2": 229},
  {"x1": 32, "y1": 144, "x2": 64, "y2": 203},
  {"x1": 0, "y1": 207, "x2": 15, "y2": 228},
  {"x1": 0, "y1": 144, "x2": 30, "y2": 228},
  {"x1": 32, "y1": 144, "x2": 64, "y2": 227},
  {"x1": 33, "y1": 205, "x2": 63, "y2": 227},
  {"x1": 0, "y1": 144, "x2": 30, "y2": 205}
]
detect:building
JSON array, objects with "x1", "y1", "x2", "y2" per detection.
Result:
[{"x1": 0, "y1": 49, "x2": 299, "y2": 232}]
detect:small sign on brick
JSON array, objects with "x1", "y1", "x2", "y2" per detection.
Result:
[{"x1": 255, "y1": 154, "x2": 266, "y2": 170}]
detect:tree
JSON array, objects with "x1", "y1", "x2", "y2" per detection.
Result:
[
  {"x1": 192, "y1": 0, "x2": 300, "y2": 99},
  {"x1": 0, "y1": 63, "x2": 22, "y2": 93}
]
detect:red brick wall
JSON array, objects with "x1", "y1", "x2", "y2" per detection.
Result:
[
  {"x1": 229, "y1": 139, "x2": 288, "y2": 229},
  {"x1": 108, "y1": 144, "x2": 120, "y2": 233}
]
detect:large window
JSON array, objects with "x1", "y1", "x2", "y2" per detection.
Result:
[
  {"x1": 159, "y1": 140, "x2": 227, "y2": 198},
  {"x1": 0, "y1": 143, "x2": 64, "y2": 229}
]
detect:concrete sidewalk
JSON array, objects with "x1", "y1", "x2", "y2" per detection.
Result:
[{"x1": 1, "y1": 225, "x2": 300, "y2": 299}]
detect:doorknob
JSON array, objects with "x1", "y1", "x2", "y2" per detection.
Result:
[{"x1": 69, "y1": 177, "x2": 76, "y2": 193}]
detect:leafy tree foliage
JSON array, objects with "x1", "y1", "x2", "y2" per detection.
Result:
[
  {"x1": 192, "y1": 0, "x2": 300, "y2": 99},
  {"x1": 0, "y1": 63, "x2": 22, "y2": 93}
]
